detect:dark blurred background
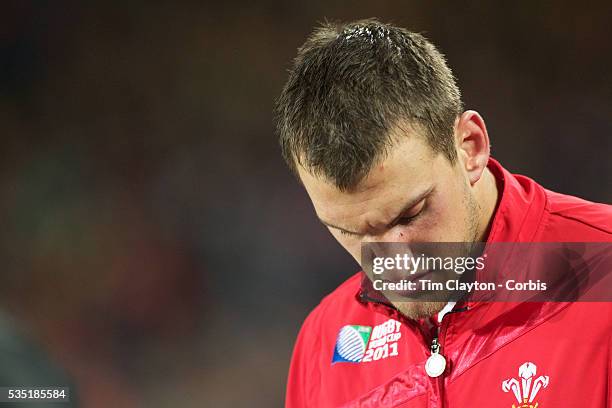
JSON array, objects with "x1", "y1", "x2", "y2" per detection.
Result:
[{"x1": 0, "y1": 1, "x2": 610, "y2": 407}]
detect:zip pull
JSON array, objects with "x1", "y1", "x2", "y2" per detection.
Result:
[{"x1": 425, "y1": 337, "x2": 447, "y2": 378}]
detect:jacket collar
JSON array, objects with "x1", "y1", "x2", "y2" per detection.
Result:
[{"x1": 485, "y1": 157, "x2": 547, "y2": 244}]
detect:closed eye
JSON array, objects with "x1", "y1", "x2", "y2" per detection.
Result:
[
  {"x1": 393, "y1": 199, "x2": 426, "y2": 227},
  {"x1": 396, "y1": 210, "x2": 422, "y2": 226},
  {"x1": 338, "y1": 229, "x2": 359, "y2": 238}
]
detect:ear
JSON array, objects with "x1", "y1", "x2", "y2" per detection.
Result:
[{"x1": 455, "y1": 110, "x2": 490, "y2": 185}]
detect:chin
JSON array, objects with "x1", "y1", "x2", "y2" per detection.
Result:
[{"x1": 393, "y1": 301, "x2": 446, "y2": 320}]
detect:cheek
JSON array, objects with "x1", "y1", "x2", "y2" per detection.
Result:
[
  {"x1": 406, "y1": 161, "x2": 471, "y2": 241},
  {"x1": 417, "y1": 192, "x2": 471, "y2": 241}
]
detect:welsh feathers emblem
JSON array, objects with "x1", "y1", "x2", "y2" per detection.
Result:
[{"x1": 502, "y1": 362, "x2": 549, "y2": 408}]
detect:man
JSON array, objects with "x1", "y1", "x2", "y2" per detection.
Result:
[{"x1": 276, "y1": 19, "x2": 611, "y2": 407}]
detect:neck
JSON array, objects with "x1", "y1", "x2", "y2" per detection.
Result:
[{"x1": 475, "y1": 167, "x2": 500, "y2": 242}]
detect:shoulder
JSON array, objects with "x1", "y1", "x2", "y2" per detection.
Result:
[
  {"x1": 541, "y1": 189, "x2": 612, "y2": 240},
  {"x1": 286, "y1": 272, "x2": 364, "y2": 407}
]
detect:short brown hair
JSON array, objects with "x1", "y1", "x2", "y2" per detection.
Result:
[{"x1": 275, "y1": 18, "x2": 463, "y2": 190}]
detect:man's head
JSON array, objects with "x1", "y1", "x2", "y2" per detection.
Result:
[{"x1": 276, "y1": 19, "x2": 497, "y2": 319}]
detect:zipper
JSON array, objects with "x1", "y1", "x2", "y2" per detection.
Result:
[
  {"x1": 430, "y1": 337, "x2": 441, "y2": 354},
  {"x1": 433, "y1": 306, "x2": 468, "y2": 361},
  {"x1": 425, "y1": 306, "x2": 470, "y2": 407},
  {"x1": 436, "y1": 306, "x2": 467, "y2": 344}
]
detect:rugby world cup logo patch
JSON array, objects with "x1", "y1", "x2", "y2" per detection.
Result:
[
  {"x1": 332, "y1": 319, "x2": 402, "y2": 364},
  {"x1": 332, "y1": 325, "x2": 372, "y2": 363}
]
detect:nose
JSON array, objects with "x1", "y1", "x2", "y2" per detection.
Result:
[
  {"x1": 365, "y1": 224, "x2": 412, "y2": 243},
  {"x1": 363, "y1": 225, "x2": 413, "y2": 267},
  {"x1": 362, "y1": 226, "x2": 417, "y2": 283}
]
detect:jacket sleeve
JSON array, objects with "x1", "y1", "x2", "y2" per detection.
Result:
[
  {"x1": 286, "y1": 306, "x2": 323, "y2": 408},
  {"x1": 608, "y1": 333, "x2": 611, "y2": 407}
]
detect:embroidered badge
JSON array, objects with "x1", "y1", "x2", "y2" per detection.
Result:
[
  {"x1": 332, "y1": 319, "x2": 401, "y2": 364},
  {"x1": 502, "y1": 362, "x2": 550, "y2": 408}
]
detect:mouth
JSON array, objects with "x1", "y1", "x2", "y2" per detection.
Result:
[
  {"x1": 376, "y1": 268, "x2": 437, "y2": 300},
  {"x1": 377, "y1": 268, "x2": 436, "y2": 287},
  {"x1": 406, "y1": 268, "x2": 434, "y2": 283}
]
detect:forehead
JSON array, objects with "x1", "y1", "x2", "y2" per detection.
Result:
[{"x1": 297, "y1": 134, "x2": 437, "y2": 222}]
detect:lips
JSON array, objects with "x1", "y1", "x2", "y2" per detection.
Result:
[{"x1": 406, "y1": 268, "x2": 434, "y2": 283}]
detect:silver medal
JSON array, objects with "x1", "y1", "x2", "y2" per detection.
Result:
[{"x1": 425, "y1": 353, "x2": 446, "y2": 377}]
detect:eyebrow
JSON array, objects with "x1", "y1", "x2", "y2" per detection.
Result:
[{"x1": 318, "y1": 185, "x2": 434, "y2": 235}]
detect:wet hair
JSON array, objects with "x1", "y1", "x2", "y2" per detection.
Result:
[{"x1": 275, "y1": 18, "x2": 463, "y2": 190}]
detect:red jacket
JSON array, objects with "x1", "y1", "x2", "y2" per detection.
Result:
[{"x1": 286, "y1": 159, "x2": 612, "y2": 407}]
